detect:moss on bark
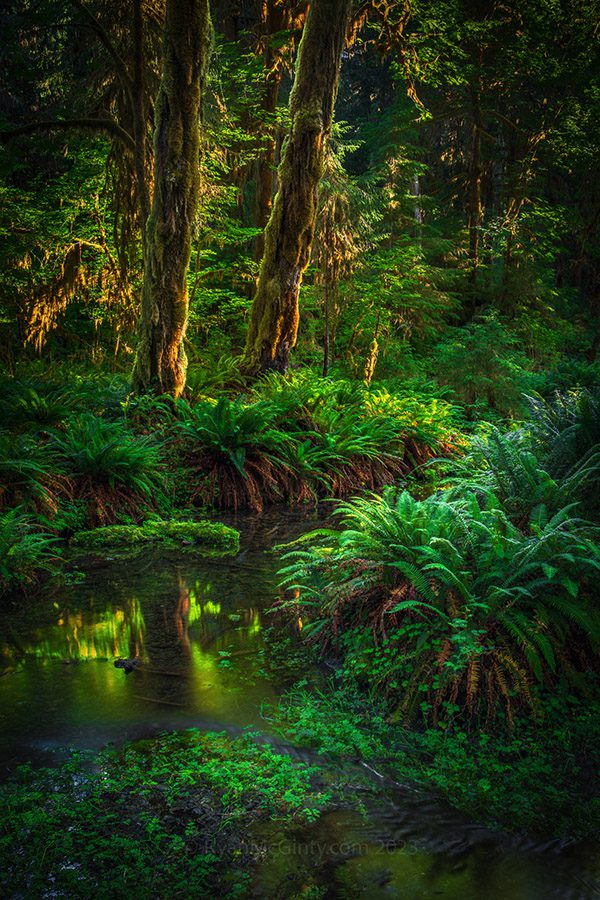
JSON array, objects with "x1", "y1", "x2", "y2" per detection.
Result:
[
  {"x1": 132, "y1": 0, "x2": 212, "y2": 399},
  {"x1": 240, "y1": 0, "x2": 351, "y2": 377}
]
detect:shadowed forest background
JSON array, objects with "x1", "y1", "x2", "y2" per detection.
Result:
[{"x1": 1, "y1": 1, "x2": 600, "y2": 897}]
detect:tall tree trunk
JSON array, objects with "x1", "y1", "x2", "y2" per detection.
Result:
[
  {"x1": 240, "y1": 0, "x2": 351, "y2": 377},
  {"x1": 132, "y1": 0, "x2": 151, "y2": 233},
  {"x1": 132, "y1": 0, "x2": 211, "y2": 398},
  {"x1": 467, "y1": 84, "x2": 483, "y2": 287}
]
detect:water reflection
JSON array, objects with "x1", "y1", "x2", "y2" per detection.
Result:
[{"x1": 0, "y1": 546, "x2": 294, "y2": 771}]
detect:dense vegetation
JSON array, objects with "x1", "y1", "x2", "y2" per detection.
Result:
[{"x1": 1, "y1": 0, "x2": 599, "y2": 894}]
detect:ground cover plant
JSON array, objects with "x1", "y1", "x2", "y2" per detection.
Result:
[
  {"x1": 270, "y1": 680, "x2": 600, "y2": 840},
  {"x1": 0, "y1": 730, "x2": 330, "y2": 898}
]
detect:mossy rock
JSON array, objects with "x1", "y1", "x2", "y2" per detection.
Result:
[{"x1": 70, "y1": 519, "x2": 240, "y2": 557}]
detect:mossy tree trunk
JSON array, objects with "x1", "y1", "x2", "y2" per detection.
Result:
[
  {"x1": 240, "y1": 0, "x2": 351, "y2": 377},
  {"x1": 132, "y1": 0, "x2": 211, "y2": 399}
]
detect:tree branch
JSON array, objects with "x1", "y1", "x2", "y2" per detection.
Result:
[
  {"x1": 0, "y1": 118, "x2": 135, "y2": 152},
  {"x1": 68, "y1": 0, "x2": 133, "y2": 96}
]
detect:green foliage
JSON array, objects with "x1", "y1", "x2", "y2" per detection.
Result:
[
  {"x1": 280, "y1": 488, "x2": 600, "y2": 724},
  {"x1": 0, "y1": 507, "x2": 60, "y2": 598},
  {"x1": 186, "y1": 354, "x2": 248, "y2": 395},
  {"x1": 429, "y1": 314, "x2": 537, "y2": 416},
  {"x1": 50, "y1": 415, "x2": 165, "y2": 525},
  {"x1": 176, "y1": 397, "x2": 288, "y2": 511},
  {"x1": 172, "y1": 375, "x2": 454, "y2": 511},
  {"x1": 0, "y1": 730, "x2": 328, "y2": 898},
  {"x1": 0, "y1": 431, "x2": 65, "y2": 514},
  {"x1": 441, "y1": 422, "x2": 600, "y2": 523},
  {"x1": 271, "y1": 680, "x2": 600, "y2": 840},
  {"x1": 527, "y1": 387, "x2": 600, "y2": 478},
  {"x1": 0, "y1": 377, "x2": 79, "y2": 431}
]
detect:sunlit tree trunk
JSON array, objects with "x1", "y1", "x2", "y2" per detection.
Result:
[
  {"x1": 132, "y1": 0, "x2": 211, "y2": 398},
  {"x1": 240, "y1": 0, "x2": 351, "y2": 377}
]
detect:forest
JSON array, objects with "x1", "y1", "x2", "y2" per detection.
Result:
[{"x1": 1, "y1": 0, "x2": 600, "y2": 896}]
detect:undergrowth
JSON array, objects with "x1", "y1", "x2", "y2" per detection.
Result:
[{"x1": 0, "y1": 729, "x2": 329, "y2": 898}]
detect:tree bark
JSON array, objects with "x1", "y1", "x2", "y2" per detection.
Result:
[
  {"x1": 467, "y1": 84, "x2": 483, "y2": 286},
  {"x1": 132, "y1": 0, "x2": 211, "y2": 399},
  {"x1": 240, "y1": 0, "x2": 351, "y2": 377},
  {"x1": 132, "y1": 0, "x2": 150, "y2": 231}
]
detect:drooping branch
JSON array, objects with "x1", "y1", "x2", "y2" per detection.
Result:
[
  {"x1": 0, "y1": 118, "x2": 135, "y2": 153},
  {"x1": 68, "y1": 0, "x2": 133, "y2": 98}
]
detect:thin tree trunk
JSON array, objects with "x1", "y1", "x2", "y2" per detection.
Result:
[
  {"x1": 323, "y1": 283, "x2": 330, "y2": 377},
  {"x1": 240, "y1": 0, "x2": 351, "y2": 377},
  {"x1": 132, "y1": 0, "x2": 211, "y2": 399},
  {"x1": 467, "y1": 85, "x2": 483, "y2": 286}
]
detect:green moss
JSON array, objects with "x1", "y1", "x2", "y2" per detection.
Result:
[{"x1": 71, "y1": 518, "x2": 239, "y2": 557}]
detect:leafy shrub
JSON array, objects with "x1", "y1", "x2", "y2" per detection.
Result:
[
  {"x1": 527, "y1": 387, "x2": 600, "y2": 477},
  {"x1": 252, "y1": 372, "x2": 458, "y2": 498},
  {"x1": 271, "y1": 681, "x2": 600, "y2": 839},
  {"x1": 309, "y1": 404, "x2": 406, "y2": 497},
  {"x1": 362, "y1": 384, "x2": 460, "y2": 462},
  {"x1": 186, "y1": 354, "x2": 247, "y2": 395},
  {"x1": 0, "y1": 378, "x2": 79, "y2": 431},
  {"x1": 122, "y1": 391, "x2": 179, "y2": 432},
  {"x1": 441, "y1": 424, "x2": 600, "y2": 524},
  {"x1": 0, "y1": 507, "x2": 60, "y2": 597},
  {"x1": 430, "y1": 314, "x2": 536, "y2": 416},
  {"x1": 280, "y1": 489, "x2": 600, "y2": 724},
  {"x1": 0, "y1": 730, "x2": 327, "y2": 897},
  {"x1": 0, "y1": 432, "x2": 67, "y2": 514},
  {"x1": 176, "y1": 397, "x2": 291, "y2": 511}
]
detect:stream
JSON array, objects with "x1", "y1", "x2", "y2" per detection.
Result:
[{"x1": 1, "y1": 509, "x2": 598, "y2": 898}]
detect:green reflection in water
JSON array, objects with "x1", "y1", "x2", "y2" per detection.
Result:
[
  {"x1": 0, "y1": 542, "x2": 294, "y2": 772},
  {"x1": 1, "y1": 597, "x2": 146, "y2": 671}
]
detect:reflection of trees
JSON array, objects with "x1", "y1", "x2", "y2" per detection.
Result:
[
  {"x1": 0, "y1": 555, "x2": 276, "y2": 681},
  {"x1": 175, "y1": 574, "x2": 191, "y2": 655},
  {"x1": 0, "y1": 597, "x2": 145, "y2": 670}
]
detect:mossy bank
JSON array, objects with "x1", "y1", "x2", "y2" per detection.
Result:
[{"x1": 70, "y1": 518, "x2": 240, "y2": 558}]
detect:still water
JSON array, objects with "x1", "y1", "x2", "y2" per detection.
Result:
[{"x1": 0, "y1": 510, "x2": 598, "y2": 898}]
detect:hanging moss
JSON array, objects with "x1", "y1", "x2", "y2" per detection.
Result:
[
  {"x1": 132, "y1": 0, "x2": 213, "y2": 399},
  {"x1": 71, "y1": 518, "x2": 240, "y2": 557}
]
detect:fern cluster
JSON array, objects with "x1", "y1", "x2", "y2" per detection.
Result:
[
  {"x1": 173, "y1": 371, "x2": 459, "y2": 511},
  {"x1": 439, "y1": 389, "x2": 600, "y2": 522},
  {"x1": 279, "y1": 487, "x2": 600, "y2": 724}
]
